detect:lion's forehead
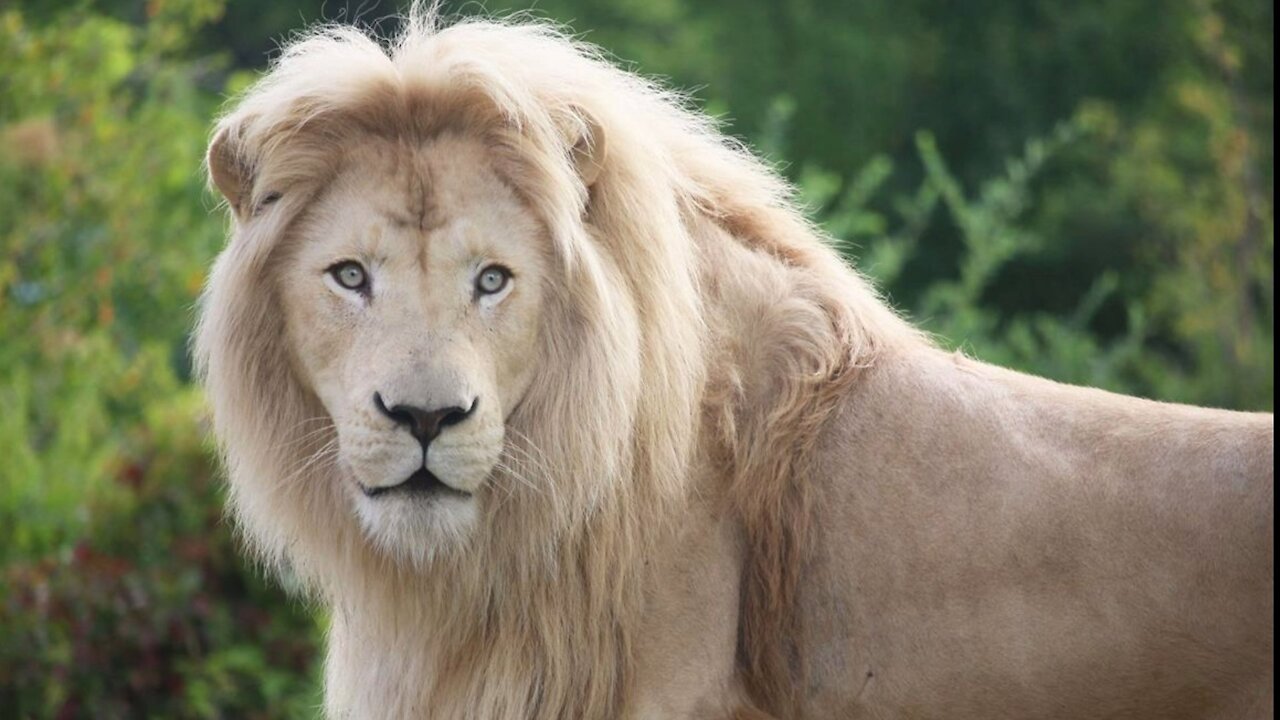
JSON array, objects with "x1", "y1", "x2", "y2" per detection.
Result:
[{"x1": 314, "y1": 135, "x2": 542, "y2": 264}]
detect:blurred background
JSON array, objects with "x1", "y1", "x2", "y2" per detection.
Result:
[{"x1": 0, "y1": 0, "x2": 1272, "y2": 716}]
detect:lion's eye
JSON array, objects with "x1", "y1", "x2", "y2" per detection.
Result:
[
  {"x1": 329, "y1": 261, "x2": 369, "y2": 292},
  {"x1": 475, "y1": 265, "x2": 511, "y2": 295}
]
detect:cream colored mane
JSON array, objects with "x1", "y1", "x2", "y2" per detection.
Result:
[{"x1": 197, "y1": 8, "x2": 920, "y2": 718}]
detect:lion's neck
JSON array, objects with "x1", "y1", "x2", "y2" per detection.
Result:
[
  {"x1": 690, "y1": 208, "x2": 916, "y2": 418},
  {"x1": 322, "y1": 502, "x2": 650, "y2": 719}
]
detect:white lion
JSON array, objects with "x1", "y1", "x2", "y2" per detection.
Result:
[{"x1": 196, "y1": 10, "x2": 1273, "y2": 719}]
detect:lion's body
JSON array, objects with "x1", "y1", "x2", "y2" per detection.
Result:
[
  {"x1": 197, "y1": 10, "x2": 1274, "y2": 719},
  {"x1": 628, "y1": 218, "x2": 1274, "y2": 719},
  {"x1": 800, "y1": 350, "x2": 1273, "y2": 719}
]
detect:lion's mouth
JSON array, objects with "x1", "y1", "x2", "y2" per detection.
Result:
[{"x1": 361, "y1": 468, "x2": 472, "y2": 500}]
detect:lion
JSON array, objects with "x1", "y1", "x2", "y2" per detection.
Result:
[{"x1": 195, "y1": 10, "x2": 1274, "y2": 720}]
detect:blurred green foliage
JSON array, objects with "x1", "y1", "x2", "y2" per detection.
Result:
[
  {"x1": 0, "y1": 0, "x2": 1271, "y2": 716},
  {"x1": 0, "y1": 3, "x2": 319, "y2": 717}
]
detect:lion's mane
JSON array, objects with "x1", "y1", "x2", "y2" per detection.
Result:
[{"x1": 196, "y1": 8, "x2": 915, "y2": 717}]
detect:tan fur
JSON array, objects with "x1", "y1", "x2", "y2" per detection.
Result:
[{"x1": 196, "y1": 8, "x2": 1273, "y2": 719}]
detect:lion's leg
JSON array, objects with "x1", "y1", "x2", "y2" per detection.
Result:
[{"x1": 628, "y1": 502, "x2": 745, "y2": 719}]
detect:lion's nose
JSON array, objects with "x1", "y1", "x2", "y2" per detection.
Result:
[{"x1": 373, "y1": 392, "x2": 476, "y2": 447}]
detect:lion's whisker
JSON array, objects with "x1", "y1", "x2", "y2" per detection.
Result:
[
  {"x1": 275, "y1": 437, "x2": 340, "y2": 487},
  {"x1": 493, "y1": 460, "x2": 543, "y2": 496},
  {"x1": 272, "y1": 422, "x2": 338, "y2": 452},
  {"x1": 498, "y1": 434, "x2": 559, "y2": 505}
]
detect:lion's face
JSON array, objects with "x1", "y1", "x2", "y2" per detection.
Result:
[{"x1": 277, "y1": 134, "x2": 547, "y2": 556}]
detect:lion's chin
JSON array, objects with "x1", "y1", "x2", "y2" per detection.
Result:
[{"x1": 353, "y1": 489, "x2": 478, "y2": 566}]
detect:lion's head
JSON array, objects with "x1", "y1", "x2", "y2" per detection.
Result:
[{"x1": 195, "y1": 15, "x2": 709, "y2": 580}]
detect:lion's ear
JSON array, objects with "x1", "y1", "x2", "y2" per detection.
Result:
[
  {"x1": 207, "y1": 123, "x2": 253, "y2": 219},
  {"x1": 570, "y1": 109, "x2": 607, "y2": 189}
]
